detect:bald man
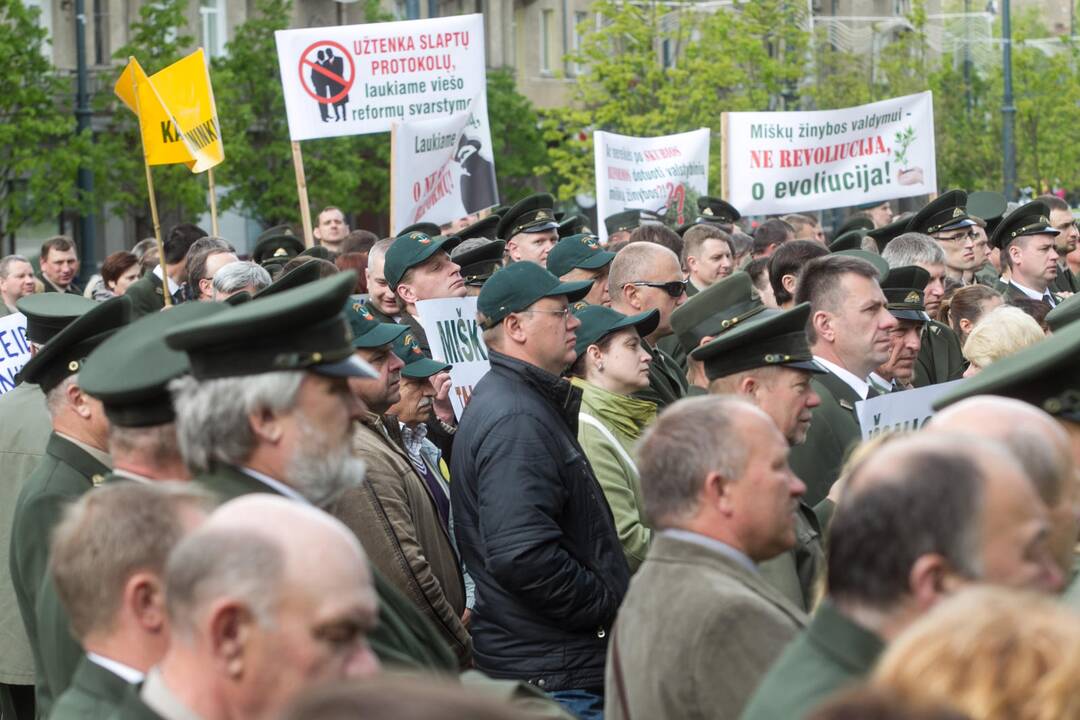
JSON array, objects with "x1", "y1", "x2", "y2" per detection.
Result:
[{"x1": 111, "y1": 495, "x2": 379, "y2": 720}]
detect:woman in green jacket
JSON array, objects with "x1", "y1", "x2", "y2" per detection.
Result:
[{"x1": 569, "y1": 304, "x2": 659, "y2": 572}]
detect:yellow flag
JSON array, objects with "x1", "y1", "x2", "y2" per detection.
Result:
[{"x1": 114, "y1": 49, "x2": 224, "y2": 173}]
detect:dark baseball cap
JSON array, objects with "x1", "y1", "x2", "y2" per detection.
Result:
[
  {"x1": 478, "y1": 262, "x2": 592, "y2": 328},
  {"x1": 546, "y1": 234, "x2": 616, "y2": 277},
  {"x1": 384, "y1": 232, "x2": 461, "y2": 290}
]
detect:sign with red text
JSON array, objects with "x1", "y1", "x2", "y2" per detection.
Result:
[
  {"x1": 415, "y1": 297, "x2": 490, "y2": 421},
  {"x1": 0, "y1": 313, "x2": 30, "y2": 396},
  {"x1": 593, "y1": 128, "x2": 710, "y2": 243},
  {"x1": 390, "y1": 93, "x2": 497, "y2": 233},
  {"x1": 725, "y1": 92, "x2": 936, "y2": 215},
  {"x1": 275, "y1": 14, "x2": 487, "y2": 141}
]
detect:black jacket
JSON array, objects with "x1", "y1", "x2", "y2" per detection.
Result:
[{"x1": 450, "y1": 351, "x2": 630, "y2": 691}]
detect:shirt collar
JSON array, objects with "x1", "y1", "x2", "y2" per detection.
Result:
[
  {"x1": 240, "y1": 467, "x2": 310, "y2": 504},
  {"x1": 814, "y1": 356, "x2": 871, "y2": 400},
  {"x1": 141, "y1": 667, "x2": 203, "y2": 720},
  {"x1": 86, "y1": 652, "x2": 145, "y2": 684},
  {"x1": 1009, "y1": 279, "x2": 1055, "y2": 304},
  {"x1": 661, "y1": 528, "x2": 757, "y2": 574},
  {"x1": 152, "y1": 265, "x2": 181, "y2": 295},
  {"x1": 56, "y1": 433, "x2": 114, "y2": 470}
]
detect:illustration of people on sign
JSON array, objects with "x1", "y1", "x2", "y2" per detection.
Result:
[
  {"x1": 454, "y1": 134, "x2": 497, "y2": 214},
  {"x1": 310, "y1": 48, "x2": 350, "y2": 122}
]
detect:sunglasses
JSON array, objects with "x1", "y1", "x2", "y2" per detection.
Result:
[{"x1": 625, "y1": 280, "x2": 687, "y2": 298}]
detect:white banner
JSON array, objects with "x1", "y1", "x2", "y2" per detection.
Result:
[
  {"x1": 725, "y1": 91, "x2": 937, "y2": 216},
  {"x1": 593, "y1": 128, "x2": 710, "y2": 243},
  {"x1": 0, "y1": 313, "x2": 31, "y2": 396},
  {"x1": 391, "y1": 93, "x2": 497, "y2": 233},
  {"x1": 274, "y1": 14, "x2": 487, "y2": 142},
  {"x1": 855, "y1": 379, "x2": 961, "y2": 440},
  {"x1": 415, "y1": 297, "x2": 490, "y2": 420}
]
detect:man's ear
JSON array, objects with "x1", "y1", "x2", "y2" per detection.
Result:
[
  {"x1": 68, "y1": 382, "x2": 92, "y2": 419},
  {"x1": 703, "y1": 470, "x2": 735, "y2": 516},
  {"x1": 503, "y1": 314, "x2": 529, "y2": 344},
  {"x1": 505, "y1": 239, "x2": 520, "y2": 262},
  {"x1": 811, "y1": 310, "x2": 835, "y2": 344},
  {"x1": 248, "y1": 406, "x2": 284, "y2": 445},
  {"x1": 126, "y1": 572, "x2": 167, "y2": 634},
  {"x1": 208, "y1": 599, "x2": 255, "y2": 680},
  {"x1": 908, "y1": 553, "x2": 958, "y2": 611},
  {"x1": 621, "y1": 283, "x2": 643, "y2": 312},
  {"x1": 396, "y1": 282, "x2": 418, "y2": 306},
  {"x1": 781, "y1": 273, "x2": 798, "y2": 296}
]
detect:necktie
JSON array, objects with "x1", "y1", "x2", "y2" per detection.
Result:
[{"x1": 1043, "y1": 293, "x2": 1055, "y2": 307}]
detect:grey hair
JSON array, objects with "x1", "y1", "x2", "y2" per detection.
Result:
[
  {"x1": 45, "y1": 375, "x2": 79, "y2": 419},
  {"x1": 169, "y1": 372, "x2": 305, "y2": 473},
  {"x1": 369, "y1": 237, "x2": 394, "y2": 262},
  {"x1": 636, "y1": 396, "x2": 753, "y2": 529},
  {"x1": 882, "y1": 232, "x2": 947, "y2": 269},
  {"x1": 211, "y1": 261, "x2": 271, "y2": 297},
  {"x1": 0, "y1": 254, "x2": 30, "y2": 279},
  {"x1": 165, "y1": 527, "x2": 283, "y2": 638},
  {"x1": 108, "y1": 422, "x2": 182, "y2": 469}
]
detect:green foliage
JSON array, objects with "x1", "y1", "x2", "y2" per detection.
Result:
[{"x1": 486, "y1": 67, "x2": 548, "y2": 203}]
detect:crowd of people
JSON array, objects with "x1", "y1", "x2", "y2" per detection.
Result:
[{"x1": 1, "y1": 187, "x2": 1080, "y2": 720}]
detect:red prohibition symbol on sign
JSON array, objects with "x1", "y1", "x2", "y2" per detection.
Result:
[{"x1": 298, "y1": 40, "x2": 356, "y2": 105}]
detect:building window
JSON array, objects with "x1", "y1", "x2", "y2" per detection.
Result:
[
  {"x1": 200, "y1": 0, "x2": 226, "y2": 58},
  {"x1": 541, "y1": 8, "x2": 554, "y2": 74},
  {"x1": 23, "y1": 0, "x2": 53, "y2": 50},
  {"x1": 571, "y1": 10, "x2": 587, "y2": 76},
  {"x1": 93, "y1": 0, "x2": 108, "y2": 65}
]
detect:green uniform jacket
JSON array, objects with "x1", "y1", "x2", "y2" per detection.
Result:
[
  {"x1": 120, "y1": 274, "x2": 165, "y2": 319},
  {"x1": 10, "y1": 433, "x2": 109, "y2": 717},
  {"x1": 632, "y1": 340, "x2": 687, "y2": 410},
  {"x1": 401, "y1": 311, "x2": 430, "y2": 355},
  {"x1": 787, "y1": 372, "x2": 862, "y2": 507},
  {"x1": 758, "y1": 504, "x2": 825, "y2": 613},
  {"x1": 740, "y1": 599, "x2": 884, "y2": 720},
  {"x1": 913, "y1": 321, "x2": 966, "y2": 388},
  {"x1": 572, "y1": 378, "x2": 657, "y2": 573},
  {"x1": 101, "y1": 686, "x2": 160, "y2": 720},
  {"x1": 1002, "y1": 281, "x2": 1064, "y2": 307},
  {"x1": 192, "y1": 463, "x2": 458, "y2": 674},
  {"x1": 655, "y1": 334, "x2": 687, "y2": 374},
  {"x1": 49, "y1": 655, "x2": 132, "y2": 720},
  {"x1": 973, "y1": 263, "x2": 999, "y2": 288},
  {"x1": 0, "y1": 383, "x2": 50, "y2": 687},
  {"x1": 1052, "y1": 266, "x2": 1079, "y2": 295},
  {"x1": 366, "y1": 303, "x2": 400, "y2": 325}
]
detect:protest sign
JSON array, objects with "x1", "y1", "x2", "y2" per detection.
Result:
[
  {"x1": 415, "y1": 297, "x2": 490, "y2": 420},
  {"x1": 724, "y1": 91, "x2": 936, "y2": 216},
  {"x1": 0, "y1": 313, "x2": 30, "y2": 396},
  {"x1": 390, "y1": 93, "x2": 497, "y2": 233},
  {"x1": 593, "y1": 128, "x2": 710, "y2": 243},
  {"x1": 275, "y1": 14, "x2": 488, "y2": 142},
  {"x1": 855, "y1": 379, "x2": 961, "y2": 440}
]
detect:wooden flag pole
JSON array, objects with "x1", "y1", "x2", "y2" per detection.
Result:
[
  {"x1": 207, "y1": 167, "x2": 219, "y2": 237},
  {"x1": 291, "y1": 141, "x2": 314, "y2": 248},
  {"x1": 129, "y1": 57, "x2": 171, "y2": 307},
  {"x1": 388, "y1": 123, "x2": 397, "y2": 234},
  {"x1": 720, "y1": 112, "x2": 729, "y2": 202}
]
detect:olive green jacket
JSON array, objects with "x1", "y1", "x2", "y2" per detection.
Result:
[
  {"x1": 787, "y1": 371, "x2": 862, "y2": 507},
  {"x1": 913, "y1": 320, "x2": 966, "y2": 388},
  {"x1": 49, "y1": 655, "x2": 132, "y2": 720},
  {"x1": 632, "y1": 340, "x2": 687, "y2": 410},
  {"x1": 758, "y1": 504, "x2": 826, "y2": 613},
  {"x1": 572, "y1": 379, "x2": 657, "y2": 572},
  {"x1": 120, "y1": 274, "x2": 166, "y2": 319},
  {"x1": 740, "y1": 600, "x2": 885, "y2": 720}
]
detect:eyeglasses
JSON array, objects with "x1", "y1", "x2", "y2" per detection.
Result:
[
  {"x1": 520, "y1": 307, "x2": 572, "y2": 321},
  {"x1": 936, "y1": 230, "x2": 977, "y2": 243},
  {"x1": 624, "y1": 280, "x2": 687, "y2": 298}
]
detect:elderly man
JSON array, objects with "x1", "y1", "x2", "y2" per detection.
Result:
[
  {"x1": 0, "y1": 255, "x2": 35, "y2": 315},
  {"x1": 741, "y1": 433, "x2": 1062, "y2": 720},
  {"x1": 314, "y1": 206, "x2": 350, "y2": 252},
  {"x1": 609, "y1": 243, "x2": 688, "y2": 408},
  {"x1": 327, "y1": 303, "x2": 470, "y2": 668},
  {"x1": 48, "y1": 483, "x2": 213, "y2": 720},
  {"x1": 9, "y1": 297, "x2": 130, "y2": 715},
  {"x1": 497, "y1": 193, "x2": 560, "y2": 265},
  {"x1": 681, "y1": 225, "x2": 735, "y2": 295},
  {"x1": 37, "y1": 236, "x2": 81, "y2": 294},
  {"x1": 124, "y1": 224, "x2": 206, "y2": 316},
  {"x1": 607, "y1": 397, "x2": 807, "y2": 720},
  {"x1": 905, "y1": 190, "x2": 979, "y2": 284},
  {"x1": 383, "y1": 232, "x2": 464, "y2": 354},
  {"x1": 870, "y1": 266, "x2": 932, "y2": 393},
  {"x1": 993, "y1": 200, "x2": 1064, "y2": 307},
  {"x1": 452, "y1": 262, "x2": 628, "y2": 719},
  {"x1": 110, "y1": 495, "x2": 379, "y2": 720},
  {"x1": 210, "y1": 260, "x2": 271, "y2": 301},
  {"x1": 365, "y1": 238, "x2": 403, "y2": 324},
  {"x1": 546, "y1": 234, "x2": 615, "y2": 307},
  {"x1": 787, "y1": 255, "x2": 897, "y2": 504}
]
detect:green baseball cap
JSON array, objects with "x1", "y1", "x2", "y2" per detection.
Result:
[
  {"x1": 16, "y1": 293, "x2": 99, "y2": 345},
  {"x1": 866, "y1": 216, "x2": 910, "y2": 253},
  {"x1": 254, "y1": 258, "x2": 324, "y2": 299},
  {"x1": 478, "y1": 262, "x2": 593, "y2": 328},
  {"x1": 20, "y1": 295, "x2": 132, "y2": 393},
  {"x1": 546, "y1": 234, "x2": 616, "y2": 277},
  {"x1": 670, "y1": 271, "x2": 765, "y2": 353},
  {"x1": 1047, "y1": 293, "x2": 1080, "y2": 332},
  {"x1": 880, "y1": 265, "x2": 931, "y2": 322},
  {"x1": 166, "y1": 273, "x2": 375, "y2": 380},
  {"x1": 384, "y1": 232, "x2": 461, "y2": 290},
  {"x1": 81, "y1": 301, "x2": 227, "y2": 427},
  {"x1": 989, "y1": 200, "x2": 1058, "y2": 251},
  {"x1": 828, "y1": 229, "x2": 866, "y2": 253},
  {"x1": 393, "y1": 330, "x2": 451, "y2": 379},
  {"x1": 906, "y1": 189, "x2": 974, "y2": 235},
  {"x1": 397, "y1": 222, "x2": 442, "y2": 238},
  {"x1": 344, "y1": 298, "x2": 408, "y2": 349},
  {"x1": 690, "y1": 303, "x2": 826, "y2": 380},
  {"x1": 572, "y1": 304, "x2": 659, "y2": 360}
]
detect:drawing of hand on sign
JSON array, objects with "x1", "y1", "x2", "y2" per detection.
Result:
[
  {"x1": 892, "y1": 125, "x2": 924, "y2": 186},
  {"x1": 298, "y1": 40, "x2": 355, "y2": 123}
]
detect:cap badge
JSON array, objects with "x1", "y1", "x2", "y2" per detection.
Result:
[
  {"x1": 536, "y1": 210, "x2": 550, "y2": 221},
  {"x1": 352, "y1": 302, "x2": 362, "y2": 312},
  {"x1": 702, "y1": 208, "x2": 714, "y2": 216},
  {"x1": 411, "y1": 343, "x2": 423, "y2": 355},
  {"x1": 905, "y1": 291, "x2": 921, "y2": 304},
  {"x1": 1040, "y1": 216, "x2": 1049, "y2": 224},
  {"x1": 273, "y1": 247, "x2": 289, "y2": 257},
  {"x1": 68, "y1": 360, "x2": 79, "y2": 372},
  {"x1": 403, "y1": 333, "x2": 414, "y2": 345},
  {"x1": 952, "y1": 207, "x2": 964, "y2": 218}
]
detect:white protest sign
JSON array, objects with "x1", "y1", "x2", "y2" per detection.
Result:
[
  {"x1": 391, "y1": 93, "x2": 497, "y2": 233},
  {"x1": 855, "y1": 379, "x2": 962, "y2": 440},
  {"x1": 0, "y1": 313, "x2": 31, "y2": 396},
  {"x1": 593, "y1": 128, "x2": 710, "y2": 243},
  {"x1": 415, "y1": 297, "x2": 490, "y2": 420},
  {"x1": 725, "y1": 91, "x2": 936, "y2": 215},
  {"x1": 275, "y1": 14, "x2": 487, "y2": 142}
]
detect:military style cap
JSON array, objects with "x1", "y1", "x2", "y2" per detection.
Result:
[
  {"x1": 906, "y1": 189, "x2": 974, "y2": 235},
  {"x1": 300, "y1": 245, "x2": 335, "y2": 260},
  {"x1": 393, "y1": 330, "x2": 451, "y2": 379},
  {"x1": 344, "y1": 299, "x2": 408, "y2": 349},
  {"x1": 455, "y1": 215, "x2": 500, "y2": 242},
  {"x1": 866, "y1": 216, "x2": 910, "y2": 254},
  {"x1": 558, "y1": 214, "x2": 592, "y2": 239},
  {"x1": 604, "y1": 209, "x2": 643, "y2": 237},
  {"x1": 254, "y1": 259, "x2": 323, "y2": 299},
  {"x1": 933, "y1": 320, "x2": 1080, "y2": 420},
  {"x1": 252, "y1": 225, "x2": 304, "y2": 265},
  {"x1": 16, "y1": 293, "x2": 99, "y2": 345},
  {"x1": 670, "y1": 271, "x2": 765, "y2": 352},
  {"x1": 451, "y1": 239, "x2": 505, "y2": 286},
  {"x1": 397, "y1": 222, "x2": 442, "y2": 238},
  {"x1": 166, "y1": 273, "x2": 376, "y2": 380},
  {"x1": 967, "y1": 191, "x2": 1008, "y2": 227},
  {"x1": 20, "y1": 296, "x2": 131, "y2": 393},
  {"x1": 496, "y1": 193, "x2": 559, "y2": 240},
  {"x1": 834, "y1": 249, "x2": 889, "y2": 278},
  {"x1": 572, "y1": 304, "x2": 659, "y2": 360},
  {"x1": 384, "y1": 232, "x2": 461, "y2": 290},
  {"x1": 834, "y1": 215, "x2": 875, "y2": 239},
  {"x1": 80, "y1": 301, "x2": 226, "y2": 427},
  {"x1": 478, "y1": 262, "x2": 592, "y2": 328},
  {"x1": 1047, "y1": 293, "x2": 1080, "y2": 332},
  {"x1": 880, "y1": 265, "x2": 931, "y2": 322},
  {"x1": 696, "y1": 197, "x2": 741, "y2": 225},
  {"x1": 546, "y1": 234, "x2": 616, "y2": 278},
  {"x1": 828, "y1": 229, "x2": 866, "y2": 253},
  {"x1": 691, "y1": 302, "x2": 825, "y2": 380},
  {"x1": 988, "y1": 200, "x2": 1059, "y2": 251}
]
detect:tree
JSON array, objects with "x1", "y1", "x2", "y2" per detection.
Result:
[{"x1": 485, "y1": 67, "x2": 548, "y2": 203}]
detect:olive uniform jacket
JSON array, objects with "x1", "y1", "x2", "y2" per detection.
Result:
[
  {"x1": 913, "y1": 321, "x2": 966, "y2": 388},
  {"x1": 740, "y1": 600, "x2": 885, "y2": 720},
  {"x1": 757, "y1": 504, "x2": 826, "y2": 613},
  {"x1": 10, "y1": 433, "x2": 109, "y2": 717},
  {"x1": 787, "y1": 372, "x2": 862, "y2": 507},
  {"x1": 49, "y1": 655, "x2": 132, "y2": 720},
  {"x1": 1003, "y1": 281, "x2": 1064, "y2": 307},
  {"x1": 329, "y1": 415, "x2": 471, "y2": 668},
  {"x1": 633, "y1": 340, "x2": 687, "y2": 410},
  {"x1": 605, "y1": 534, "x2": 807, "y2": 720},
  {"x1": 192, "y1": 462, "x2": 459, "y2": 674},
  {"x1": 401, "y1": 311, "x2": 431, "y2": 354},
  {"x1": 120, "y1": 274, "x2": 167, "y2": 319}
]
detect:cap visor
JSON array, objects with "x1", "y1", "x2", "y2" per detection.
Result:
[
  {"x1": 545, "y1": 279, "x2": 594, "y2": 303},
  {"x1": 888, "y1": 309, "x2": 931, "y2": 322},
  {"x1": 940, "y1": 218, "x2": 975, "y2": 231},
  {"x1": 612, "y1": 309, "x2": 660, "y2": 340},
  {"x1": 786, "y1": 358, "x2": 829, "y2": 374},
  {"x1": 352, "y1": 323, "x2": 408, "y2": 349},
  {"x1": 522, "y1": 220, "x2": 559, "y2": 233},
  {"x1": 576, "y1": 251, "x2": 617, "y2": 270},
  {"x1": 402, "y1": 358, "x2": 452, "y2": 379},
  {"x1": 311, "y1": 354, "x2": 377, "y2": 379}
]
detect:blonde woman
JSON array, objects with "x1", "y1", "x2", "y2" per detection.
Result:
[{"x1": 962, "y1": 305, "x2": 1045, "y2": 376}]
